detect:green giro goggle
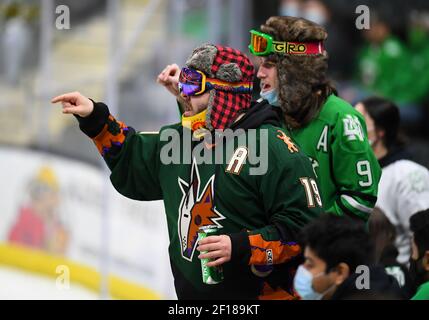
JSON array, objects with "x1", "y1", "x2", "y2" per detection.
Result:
[{"x1": 248, "y1": 29, "x2": 324, "y2": 56}]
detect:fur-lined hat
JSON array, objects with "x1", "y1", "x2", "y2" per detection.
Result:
[{"x1": 260, "y1": 16, "x2": 334, "y2": 128}]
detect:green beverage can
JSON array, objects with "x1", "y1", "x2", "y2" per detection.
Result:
[{"x1": 198, "y1": 225, "x2": 224, "y2": 284}]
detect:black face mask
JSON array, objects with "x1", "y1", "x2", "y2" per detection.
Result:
[{"x1": 409, "y1": 257, "x2": 425, "y2": 288}]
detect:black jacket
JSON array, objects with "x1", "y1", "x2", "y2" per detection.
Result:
[{"x1": 331, "y1": 266, "x2": 406, "y2": 300}]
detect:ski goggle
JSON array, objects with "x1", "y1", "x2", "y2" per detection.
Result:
[
  {"x1": 249, "y1": 29, "x2": 324, "y2": 56},
  {"x1": 178, "y1": 67, "x2": 253, "y2": 96}
]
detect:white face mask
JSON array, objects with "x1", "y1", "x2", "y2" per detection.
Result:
[
  {"x1": 293, "y1": 265, "x2": 335, "y2": 300},
  {"x1": 260, "y1": 88, "x2": 280, "y2": 107}
]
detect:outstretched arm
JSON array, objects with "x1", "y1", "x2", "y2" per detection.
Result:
[{"x1": 51, "y1": 92, "x2": 163, "y2": 201}]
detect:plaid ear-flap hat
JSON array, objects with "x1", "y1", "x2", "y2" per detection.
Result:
[{"x1": 185, "y1": 44, "x2": 255, "y2": 130}]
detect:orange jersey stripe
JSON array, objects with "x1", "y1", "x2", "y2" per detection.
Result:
[
  {"x1": 249, "y1": 234, "x2": 301, "y2": 265},
  {"x1": 258, "y1": 282, "x2": 299, "y2": 300},
  {"x1": 93, "y1": 115, "x2": 128, "y2": 156}
]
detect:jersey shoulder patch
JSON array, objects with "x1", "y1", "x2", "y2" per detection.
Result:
[
  {"x1": 336, "y1": 111, "x2": 370, "y2": 153},
  {"x1": 276, "y1": 129, "x2": 299, "y2": 153}
]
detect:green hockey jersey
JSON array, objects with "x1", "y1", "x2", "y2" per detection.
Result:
[
  {"x1": 76, "y1": 100, "x2": 323, "y2": 299},
  {"x1": 289, "y1": 94, "x2": 381, "y2": 221}
]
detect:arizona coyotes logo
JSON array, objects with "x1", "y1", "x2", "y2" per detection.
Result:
[
  {"x1": 178, "y1": 159, "x2": 225, "y2": 261},
  {"x1": 276, "y1": 130, "x2": 299, "y2": 153}
]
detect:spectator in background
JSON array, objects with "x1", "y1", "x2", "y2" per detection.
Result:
[
  {"x1": 356, "y1": 9, "x2": 429, "y2": 125},
  {"x1": 294, "y1": 214, "x2": 404, "y2": 300},
  {"x1": 368, "y1": 207, "x2": 415, "y2": 298},
  {"x1": 277, "y1": 0, "x2": 356, "y2": 79},
  {"x1": 409, "y1": 209, "x2": 429, "y2": 300},
  {"x1": 301, "y1": 0, "x2": 355, "y2": 79},
  {"x1": 301, "y1": 0, "x2": 329, "y2": 26},
  {"x1": 1, "y1": 2, "x2": 31, "y2": 86},
  {"x1": 278, "y1": 0, "x2": 331, "y2": 25},
  {"x1": 355, "y1": 97, "x2": 429, "y2": 265},
  {"x1": 406, "y1": 10, "x2": 429, "y2": 135},
  {"x1": 279, "y1": 0, "x2": 302, "y2": 17}
]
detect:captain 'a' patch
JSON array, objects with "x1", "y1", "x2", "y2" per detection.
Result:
[{"x1": 226, "y1": 146, "x2": 248, "y2": 175}]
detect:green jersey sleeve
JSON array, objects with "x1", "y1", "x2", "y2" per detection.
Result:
[
  {"x1": 76, "y1": 101, "x2": 163, "y2": 201},
  {"x1": 329, "y1": 112, "x2": 381, "y2": 220}
]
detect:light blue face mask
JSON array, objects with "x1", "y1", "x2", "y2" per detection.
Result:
[
  {"x1": 280, "y1": 3, "x2": 301, "y2": 18},
  {"x1": 293, "y1": 265, "x2": 335, "y2": 300},
  {"x1": 260, "y1": 89, "x2": 280, "y2": 107}
]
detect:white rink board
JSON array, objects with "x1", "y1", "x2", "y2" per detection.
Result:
[{"x1": 0, "y1": 147, "x2": 176, "y2": 299}]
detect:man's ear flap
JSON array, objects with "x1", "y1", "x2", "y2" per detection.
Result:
[{"x1": 216, "y1": 63, "x2": 242, "y2": 82}]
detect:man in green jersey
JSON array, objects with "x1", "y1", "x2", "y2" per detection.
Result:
[
  {"x1": 52, "y1": 44, "x2": 322, "y2": 299},
  {"x1": 248, "y1": 16, "x2": 381, "y2": 221}
]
